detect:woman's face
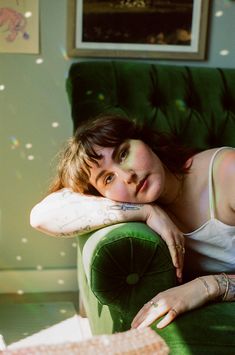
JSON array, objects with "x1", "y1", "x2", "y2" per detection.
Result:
[{"x1": 88, "y1": 139, "x2": 166, "y2": 203}]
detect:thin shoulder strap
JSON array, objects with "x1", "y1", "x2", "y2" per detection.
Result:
[{"x1": 208, "y1": 147, "x2": 230, "y2": 219}]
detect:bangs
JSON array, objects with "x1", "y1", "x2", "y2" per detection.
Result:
[
  {"x1": 71, "y1": 115, "x2": 138, "y2": 194},
  {"x1": 76, "y1": 120, "x2": 129, "y2": 174}
]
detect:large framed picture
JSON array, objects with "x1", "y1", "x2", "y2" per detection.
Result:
[{"x1": 67, "y1": 0, "x2": 210, "y2": 60}]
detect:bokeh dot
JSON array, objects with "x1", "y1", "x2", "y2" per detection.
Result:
[
  {"x1": 21, "y1": 238, "x2": 28, "y2": 243},
  {"x1": 25, "y1": 11, "x2": 32, "y2": 18},
  {"x1": 52, "y1": 122, "x2": 59, "y2": 128},
  {"x1": 27, "y1": 155, "x2": 35, "y2": 160},
  {"x1": 215, "y1": 10, "x2": 223, "y2": 17},
  {"x1": 17, "y1": 290, "x2": 24, "y2": 295},
  {"x1": 0, "y1": 85, "x2": 5, "y2": 91},
  {"x1": 16, "y1": 255, "x2": 22, "y2": 261},
  {"x1": 220, "y1": 49, "x2": 229, "y2": 56},
  {"x1": 57, "y1": 279, "x2": 65, "y2": 285},
  {"x1": 98, "y1": 93, "x2": 105, "y2": 101},
  {"x1": 36, "y1": 58, "x2": 44, "y2": 64},
  {"x1": 36, "y1": 265, "x2": 43, "y2": 271},
  {"x1": 60, "y1": 251, "x2": 66, "y2": 257},
  {"x1": 60, "y1": 309, "x2": 67, "y2": 314},
  {"x1": 25, "y1": 143, "x2": 32, "y2": 149}
]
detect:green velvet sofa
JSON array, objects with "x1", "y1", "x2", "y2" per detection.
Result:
[{"x1": 66, "y1": 61, "x2": 235, "y2": 354}]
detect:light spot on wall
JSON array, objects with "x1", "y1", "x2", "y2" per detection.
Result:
[
  {"x1": 57, "y1": 279, "x2": 65, "y2": 285},
  {"x1": 35, "y1": 58, "x2": 44, "y2": 64},
  {"x1": 17, "y1": 290, "x2": 24, "y2": 295},
  {"x1": 21, "y1": 237, "x2": 28, "y2": 243},
  {"x1": 52, "y1": 121, "x2": 59, "y2": 128},
  {"x1": 60, "y1": 309, "x2": 67, "y2": 314},
  {"x1": 60, "y1": 251, "x2": 66, "y2": 257},
  {"x1": 24, "y1": 11, "x2": 32, "y2": 18},
  {"x1": 36, "y1": 265, "x2": 43, "y2": 271},
  {"x1": 60, "y1": 47, "x2": 69, "y2": 61},
  {"x1": 215, "y1": 10, "x2": 224, "y2": 17},
  {"x1": 0, "y1": 84, "x2": 5, "y2": 91},
  {"x1": 16, "y1": 255, "x2": 22, "y2": 261},
  {"x1": 10, "y1": 136, "x2": 20, "y2": 149},
  {"x1": 220, "y1": 49, "x2": 229, "y2": 56}
]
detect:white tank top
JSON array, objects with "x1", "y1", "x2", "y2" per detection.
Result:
[{"x1": 184, "y1": 147, "x2": 235, "y2": 276}]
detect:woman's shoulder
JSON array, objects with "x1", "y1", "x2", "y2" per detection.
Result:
[
  {"x1": 192, "y1": 147, "x2": 235, "y2": 165},
  {"x1": 189, "y1": 147, "x2": 235, "y2": 183}
]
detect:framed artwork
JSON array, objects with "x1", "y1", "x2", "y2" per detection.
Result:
[
  {"x1": 67, "y1": 0, "x2": 210, "y2": 60},
  {"x1": 0, "y1": 0, "x2": 39, "y2": 54}
]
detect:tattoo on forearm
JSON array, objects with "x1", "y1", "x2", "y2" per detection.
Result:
[
  {"x1": 225, "y1": 276, "x2": 235, "y2": 301},
  {"x1": 214, "y1": 274, "x2": 235, "y2": 301},
  {"x1": 109, "y1": 203, "x2": 141, "y2": 211},
  {"x1": 54, "y1": 192, "x2": 143, "y2": 237}
]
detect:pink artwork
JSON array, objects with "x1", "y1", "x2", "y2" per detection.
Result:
[{"x1": 0, "y1": 7, "x2": 29, "y2": 42}]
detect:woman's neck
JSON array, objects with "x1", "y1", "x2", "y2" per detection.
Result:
[{"x1": 158, "y1": 169, "x2": 185, "y2": 207}]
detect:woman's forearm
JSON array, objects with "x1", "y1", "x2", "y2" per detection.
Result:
[
  {"x1": 214, "y1": 274, "x2": 235, "y2": 301},
  {"x1": 197, "y1": 274, "x2": 235, "y2": 302},
  {"x1": 30, "y1": 188, "x2": 147, "y2": 238}
]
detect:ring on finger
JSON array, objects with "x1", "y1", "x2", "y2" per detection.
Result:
[
  {"x1": 149, "y1": 300, "x2": 158, "y2": 308},
  {"x1": 171, "y1": 308, "x2": 178, "y2": 316},
  {"x1": 175, "y1": 244, "x2": 185, "y2": 254}
]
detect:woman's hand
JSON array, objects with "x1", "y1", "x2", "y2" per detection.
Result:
[
  {"x1": 144, "y1": 204, "x2": 185, "y2": 282},
  {"x1": 131, "y1": 276, "x2": 219, "y2": 329}
]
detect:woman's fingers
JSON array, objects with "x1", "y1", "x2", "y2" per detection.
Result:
[
  {"x1": 156, "y1": 308, "x2": 179, "y2": 329},
  {"x1": 132, "y1": 278, "x2": 211, "y2": 330},
  {"x1": 131, "y1": 299, "x2": 180, "y2": 330},
  {"x1": 131, "y1": 301, "x2": 162, "y2": 329},
  {"x1": 145, "y1": 205, "x2": 185, "y2": 281},
  {"x1": 163, "y1": 233, "x2": 185, "y2": 282}
]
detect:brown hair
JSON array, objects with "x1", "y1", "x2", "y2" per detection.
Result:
[{"x1": 49, "y1": 115, "x2": 195, "y2": 195}]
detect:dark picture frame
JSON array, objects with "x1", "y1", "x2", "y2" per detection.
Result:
[{"x1": 67, "y1": 0, "x2": 210, "y2": 60}]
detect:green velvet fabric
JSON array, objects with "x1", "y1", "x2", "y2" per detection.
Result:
[
  {"x1": 66, "y1": 61, "x2": 235, "y2": 353},
  {"x1": 67, "y1": 62, "x2": 235, "y2": 149},
  {"x1": 90, "y1": 223, "x2": 176, "y2": 324},
  {"x1": 154, "y1": 303, "x2": 235, "y2": 354}
]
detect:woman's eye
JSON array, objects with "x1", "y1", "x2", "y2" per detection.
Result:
[
  {"x1": 119, "y1": 148, "x2": 128, "y2": 162},
  {"x1": 104, "y1": 174, "x2": 114, "y2": 185}
]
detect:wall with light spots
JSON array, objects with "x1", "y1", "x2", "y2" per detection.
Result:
[{"x1": 0, "y1": 0, "x2": 234, "y2": 293}]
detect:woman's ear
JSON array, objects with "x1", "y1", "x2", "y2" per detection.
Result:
[{"x1": 184, "y1": 157, "x2": 193, "y2": 169}]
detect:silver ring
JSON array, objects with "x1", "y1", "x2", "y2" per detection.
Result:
[{"x1": 149, "y1": 300, "x2": 158, "y2": 308}]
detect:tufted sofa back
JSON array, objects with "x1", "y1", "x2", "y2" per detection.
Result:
[{"x1": 67, "y1": 61, "x2": 235, "y2": 150}]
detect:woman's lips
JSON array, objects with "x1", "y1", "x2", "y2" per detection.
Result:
[{"x1": 136, "y1": 176, "x2": 148, "y2": 194}]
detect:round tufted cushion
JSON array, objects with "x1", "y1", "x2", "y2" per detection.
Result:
[{"x1": 82, "y1": 222, "x2": 176, "y2": 318}]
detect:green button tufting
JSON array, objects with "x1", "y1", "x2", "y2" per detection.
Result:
[{"x1": 126, "y1": 273, "x2": 139, "y2": 285}]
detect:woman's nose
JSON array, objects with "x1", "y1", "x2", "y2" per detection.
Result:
[{"x1": 119, "y1": 169, "x2": 137, "y2": 184}]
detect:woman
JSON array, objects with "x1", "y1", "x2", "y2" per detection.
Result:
[{"x1": 30, "y1": 115, "x2": 235, "y2": 329}]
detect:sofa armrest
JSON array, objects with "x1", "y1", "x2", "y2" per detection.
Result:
[{"x1": 82, "y1": 222, "x2": 176, "y2": 319}]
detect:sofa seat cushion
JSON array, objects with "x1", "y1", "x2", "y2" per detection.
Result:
[{"x1": 155, "y1": 302, "x2": 235, "y2": 355}]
